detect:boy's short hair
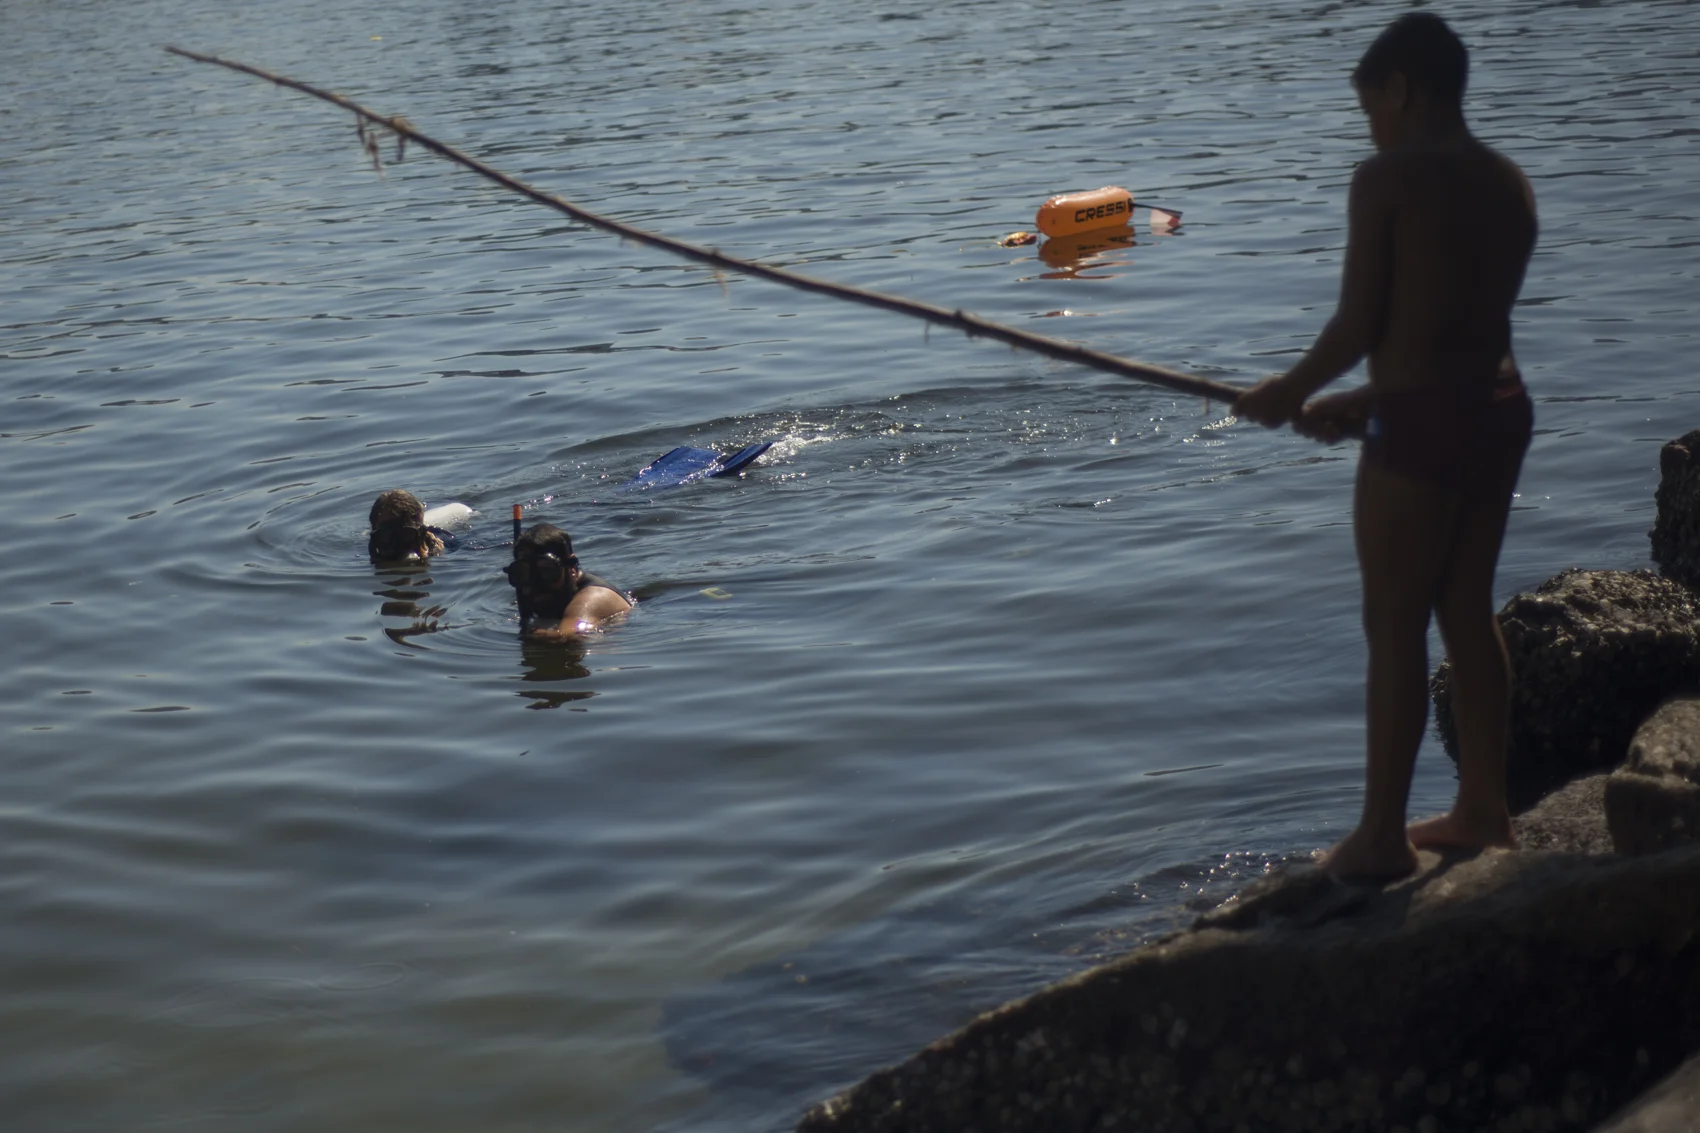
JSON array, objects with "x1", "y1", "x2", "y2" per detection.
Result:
[{"x1": 1353, "y1": 12, "x2": 1468, "y2": 104}]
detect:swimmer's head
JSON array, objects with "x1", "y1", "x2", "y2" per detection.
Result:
[
  {"x1": 505, "y1": 522, "x2": 581, "y2": 617},
  {"x1": 367, "y1": 489, "x2": 444, "y2": 562},
  {"x1": 1353, "y1": 13, "x2": 1468, "y2": 106}
]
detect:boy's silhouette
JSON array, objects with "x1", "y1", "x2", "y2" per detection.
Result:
[{"x1": 1237, "y1": 13, "x2": 1538, "y2": 880}]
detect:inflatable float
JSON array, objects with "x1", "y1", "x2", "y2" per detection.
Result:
[
  {"x1": 421, "y1": 501, "x2": 474, "y2": 529},
  {"x1": 1033, "y1": 186, "x2": 1182, "y2": 238},
  {"x1": 1037, "y1": 186, "x2": 1134, "y2": 238}
]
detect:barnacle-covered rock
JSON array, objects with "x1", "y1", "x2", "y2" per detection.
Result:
[
  {"x1": 796, "y1": 848, "x2": 1700, "y2": 1133},
  {"x1": 1594, "y1": 1051, "x2": 1700, "y2": 1133},
  {"x1": 1513, "y1": 772, "x2": 1613, "y2": 853},
  {"x1": 1431, "y1": 569, "x2": 1700, "y2": 796},
  {"x1": 1607, "y1": 697, "x2": 1700, "y2": 856},
  {"x1": 1650, "y1": 429, "x2": 1700, "y2": 589}
]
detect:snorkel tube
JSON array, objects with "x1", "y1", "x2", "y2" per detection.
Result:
[{"x1": 510, "y1": 504, "x2": 532, "y2": 626}]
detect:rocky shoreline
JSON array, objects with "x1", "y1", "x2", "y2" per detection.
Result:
[{"x1": 794, "y1": 431, "x2": 1700, "y2": 1133}]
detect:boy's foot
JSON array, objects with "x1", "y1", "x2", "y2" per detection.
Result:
[
  {"x1": 1407, "y1": 810, "x2": 1516, "y2": 851},
  {"x1": 1317, "y1": 826, "x2": 1420, "y2": 883}
]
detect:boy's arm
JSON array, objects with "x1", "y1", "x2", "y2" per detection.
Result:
[
  {"x1": 1237, "y1": 156, "x2": 1397, "y2": 426},
  {"x1": 527, "y1": 585, "x2": 633, "y2": 641}
]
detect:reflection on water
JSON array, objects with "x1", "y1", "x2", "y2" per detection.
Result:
[
  {"x1": 1035, "y1": 227, "x2": 1141, "y2": 279},
  {"x1": 373, "y1": 569, "x2": 450, "y2": 645},
  {"x1": 516, "y1": 637, "x2": 594, "y2": 710}
]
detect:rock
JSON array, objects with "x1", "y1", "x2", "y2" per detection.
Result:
[
  {"x1": 1650, "y1": 429, "x2": 1700, "y2": 590},
  {"x1": 1592, "y1": 1051, "x2": 1700, "y2": 1132},
  {"x1": 1431, "y1": 569, "x2": 1700, "y2": 798},
  {"x1": 1514, "y1": 773, "x2": 1613, "y2": 854},
  {"x1": 796, "y1": 847, "x2": 1700, "y2": 1133},
  {"x1": 1607, "y1": 697, "x2": 1700, "y2": 856}
]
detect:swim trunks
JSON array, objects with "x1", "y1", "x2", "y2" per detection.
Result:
[{"x1": 1362, "y1": 377, "x2": 1532, "y2": 490}]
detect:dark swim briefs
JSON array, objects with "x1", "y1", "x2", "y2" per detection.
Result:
[{"x1": 1362, "y1": 378, "x2": 1533, "y2": 490}]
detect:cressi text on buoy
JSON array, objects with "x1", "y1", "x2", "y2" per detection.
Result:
[{"x1": 1036, "y1": 186, "x2": 1134, "y2": 238}]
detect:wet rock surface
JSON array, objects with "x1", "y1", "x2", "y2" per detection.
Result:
[
  {"x1": 796, "y1": 846, "x2": 1700, "y2": 1133},
  {"x1": 1650, "y1": 429, "x2": 1700, "y2": 589},
  {"x1": 1431, "y1": 569, "x2": 1700, "y2": 799},
  {"x1": 1594, "y1": 1052, "x2": 1700, "y2": 1133},
  {"x1": 1607, "y1": 697, "x2": 1700, "y2": 857}
]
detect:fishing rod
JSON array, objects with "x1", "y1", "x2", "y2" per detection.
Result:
[{"x1": 164, "y1": 45, "x2": 1245, "y2": 406}]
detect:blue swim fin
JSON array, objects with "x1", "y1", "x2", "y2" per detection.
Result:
[
  {"x1": 625, "y1": 442, "x2": 772, "y2": 490},
  {"x1": 713, "y1": 441, "x2": 773, "y2": 477},
  {"x1": 627, "y1": 446, "x2": 723, "y2": 489}
]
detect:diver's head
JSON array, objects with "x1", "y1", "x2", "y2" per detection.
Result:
[
  {"x1": 368, "y1": 489, "x2": 442, "y2": 562},
  {"x1": 505, "y1": 522, "x2": 581, "y2": 617}
]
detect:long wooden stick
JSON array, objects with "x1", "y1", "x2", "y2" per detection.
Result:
[{"x1": 165, "y1": 45, "x2": 1245, "y2": 404}]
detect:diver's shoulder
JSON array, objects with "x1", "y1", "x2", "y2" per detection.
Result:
[
  {"x1": 576, "y1": 572, "x2": 633, "y2": 611},
  {"x1": 576, "y1": 570, "x2": 617, "y2": 593}
]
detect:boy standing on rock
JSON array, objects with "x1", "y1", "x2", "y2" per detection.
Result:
[{"x1": 1236, "y1": 13, "x2": 1538, "y2": 880}]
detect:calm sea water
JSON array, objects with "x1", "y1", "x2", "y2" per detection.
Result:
[{"x1": 4, "y1": 0, "x2": 1697, "y2": 1129}]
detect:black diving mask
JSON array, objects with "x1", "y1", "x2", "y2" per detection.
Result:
[
  {"x1": 370, "y1": 519, "x2": 427, "y2": 558},
  {"x1": 505, "y1": 550, "x2": 575, "y2": 590}
]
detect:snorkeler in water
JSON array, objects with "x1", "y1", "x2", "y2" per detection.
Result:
[
  {"x1": 504, "y1": 522, "x2": 632, "y2": 639},
  {"x1": 367, "y1": 489, "x2": 458, "y2": 562}
]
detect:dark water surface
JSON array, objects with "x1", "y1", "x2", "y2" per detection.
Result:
[{"x1": 4, "y1": 0, "x2": 1698, "y2": 1129}]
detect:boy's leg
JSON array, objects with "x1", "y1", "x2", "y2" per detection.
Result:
[
  {"x1": 1323, "y1": 457, "x2": 1457, "y2": 880},
  {"x1": 1409, "y1": 450, "x2": 1522, "y2": 850}
]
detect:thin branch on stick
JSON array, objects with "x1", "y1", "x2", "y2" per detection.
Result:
[{"x1": 164, "y1": 45, "x2": 1246, "y2": 405}]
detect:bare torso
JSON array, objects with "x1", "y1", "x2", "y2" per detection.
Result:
[{"x1": 1366, "y1": 138, "x2": 1537, "y2": 392}]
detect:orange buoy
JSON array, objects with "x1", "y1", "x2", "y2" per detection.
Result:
[{"x1": 1036, "y1": 186, "x2": 1134, "y2": 238}]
